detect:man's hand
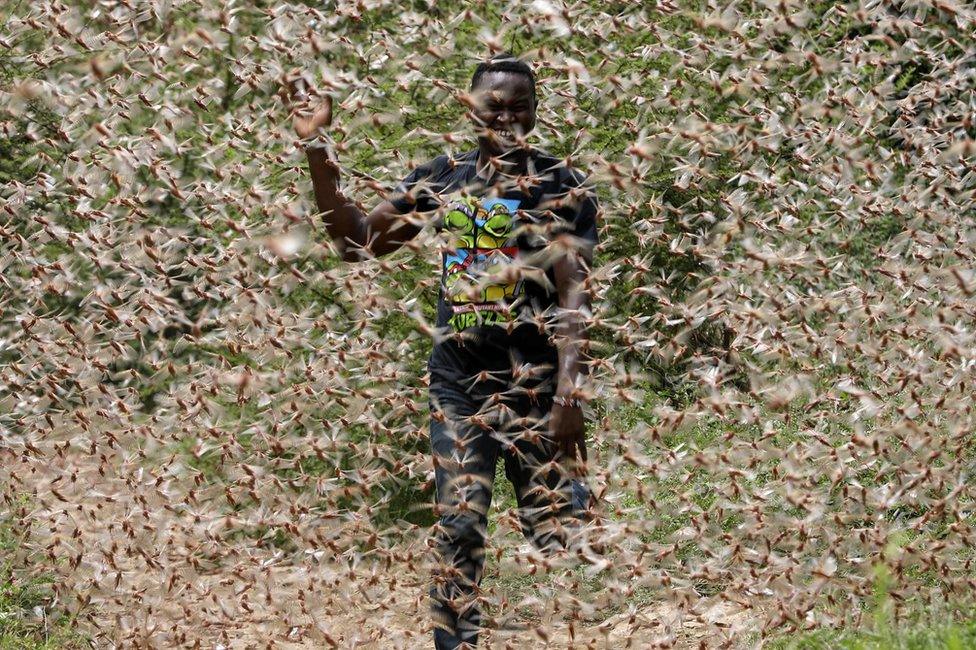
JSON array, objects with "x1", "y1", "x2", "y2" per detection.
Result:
[
  {"x1": 282, "y1": 70, "x2": 425, "y2": 262},
  {"x1": 282, "y1": 71, "x2": 333, "y2": 139},
  {"x1": 550, "y1": 402, "x2": 586, "y2": 471}
]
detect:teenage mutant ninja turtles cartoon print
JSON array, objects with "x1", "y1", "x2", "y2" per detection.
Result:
[{"x1": 441, "y1": 196, "x2": 523, "y2": 332}]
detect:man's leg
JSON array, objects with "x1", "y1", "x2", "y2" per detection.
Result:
[{"x1": 428, "y1": 382, "x2": 500, "y2": 650}]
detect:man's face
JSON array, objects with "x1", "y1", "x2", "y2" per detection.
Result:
[{"x1": 468, "y1": 71, "x2": 536, "y2": 158}]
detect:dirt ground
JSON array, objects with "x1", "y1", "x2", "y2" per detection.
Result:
[{"x1": 3, "y1": 433, "x2": 758, "y2": 649}]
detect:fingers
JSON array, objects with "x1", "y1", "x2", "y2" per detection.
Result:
[
  {"x1": 283, "y1": 71, "x2": 334, "y2": 132},
  {"x1": 558, "y1": 434, "x2": 574, "y2": 462},
  {"x1": 283, "y1": 69, "x2": 313, "y2": 105},
  {"x1": 576, "y1": 432, "x2": 588, "y2": 464},
  {"x1": 316, "y1": 95, "x2": 334, "y2": 127},
  {"x1": 282, "y1": 72, "x2": 304, "y2": 106},
  {"x1": 292, "y1": 100, "x2": 334, "y2": 140},
  {"x1": 570, "y1": 433, "x2": 587, "y2": 480},
  {"x1": 557, "y1": 436, "x2": 586, "y2": 477},
  {"x1": 549, "y1": 407, "x2": 587, "y2": 470}
]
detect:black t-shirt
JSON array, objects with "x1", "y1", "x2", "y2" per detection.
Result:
[{"x1": 389, "y1": 148, "x2": 599, "y2": 386}]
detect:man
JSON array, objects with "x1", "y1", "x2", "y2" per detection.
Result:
[{"x1": 288, "y1": 53, "x2": 599, "y2": 649}]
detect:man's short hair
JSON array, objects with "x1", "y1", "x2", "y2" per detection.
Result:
[{"x1": 470, "y1": 52, "x2": 536, "y2": 105}]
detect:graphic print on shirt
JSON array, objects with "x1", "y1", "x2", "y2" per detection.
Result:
[{"x1": 442, "y1": 196, "x2": 522, "y2": 332}]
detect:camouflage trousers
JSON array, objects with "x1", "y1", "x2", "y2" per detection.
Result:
[{"x1": 427, "y1": 375, "x2": 591, "y2": 650}]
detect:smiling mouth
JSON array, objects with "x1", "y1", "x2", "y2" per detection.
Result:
[{"x1": 487, "y1": 128, "x2": 521, "y2": 146}]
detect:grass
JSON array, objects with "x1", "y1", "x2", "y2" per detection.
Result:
[
  {"x1": 771, "y1": 620, "x2": 976, "y2": 650},
  {"x1": 479, "y1": 378, "x2": 976, "y2": 642},
  {"x1": 0, "y1": 508, "x2": 87, "y2": 650},
  {"x1": 769, "y1": 528, "x2": 976, "y2": 648},
  {"x1": 4, "y1": 0, "x2": 974, "y2": 646}
]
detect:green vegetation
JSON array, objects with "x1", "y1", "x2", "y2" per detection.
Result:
[
  {"x1": 2, "y1": 0, "x2": 975, "y2": 645},
  {"x1": 0, "y1": 510, "x2": 86, "y2": 649},
  {"x1": 772, "y1": 620, "x2": 976, "y2": 650}
]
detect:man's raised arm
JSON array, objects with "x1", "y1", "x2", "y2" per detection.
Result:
[{"x1": 287, "y1": 76, "x2": 423, "y2": 262}]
